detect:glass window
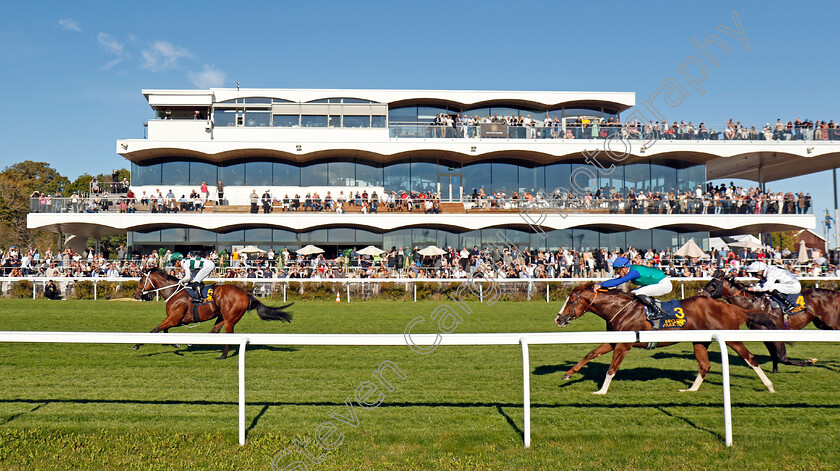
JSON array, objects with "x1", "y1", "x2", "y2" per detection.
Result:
[
  {"x1": 650, "y1": 163, "x2": 677, "y2": 195},
  {"x1": 677, "y1": 164, "x2": 706, "y2": 192},
  {"x1": 459, "y1": 230, "x2": 481, "y2": 250},
  {"x1": 388, "y1": 107, "x2": 417, "y2": 123},
  {"x1": 355, "y1": 229, "x2": 382, "y2": 245},
  {"x1": 355, "y1": 162, "x2": 383, "y2": 187},
  {"x1": 217, "y1": 230, "x2": 245, "y2": 242},
  {"x1": 384, "y1": 162, "x2": 411, "y2": 193},
  {"x1": 272, "y1": 229, "x2": 298, "y2": 243},
  {"x1": 383, "y1": 229, "x2": 412, "y2": 250},
  {"x1": 498, "y1": 229, "x2": 529, "y2": 249},
  {"x1": 436, "y1": 229, "x2": 458, "y2": 250},
  {"x1": 600, "y1": 232, "x2": 626, "y2": 252},
  {"x1": 244, "y1": 110, "x2": 270, "y2": 127},
  {"x1": 410, "y1": 161, "x2": 437, "y2": 194},
  {"x1": 301, "y1": 115, "x2": 328, "y2": 127},
  {"x1": 328, "y1": 162, "x2": 355, "y2": 186},
  {"x1": 624, "y1": 163, "x2": 651, "y2": 194},
  {"x1": 188, "y1": 228, "x2": 217, "y2": 242},
  {"x1": 412, "y1": 228, "x2": 437, "y2": 248},
  {"x1": 328, "y1": 115, "x2": 341, "y2": 127},
  {"x1": 219, "y1": 163, "x2": 245, "y2": 186},
  {"x1": 132, "y1": 162, "x2": 161, "y2": 186},
  {"x1": 214, "y1": 108, "x2": 237, "y2": 127},
  {"x1": 244, "y1": 228, "x2": 273, "y2": 242},
  {"x1": 416, "y1": 107, "x2": 450, "y2": 122},
  {"x1": 189, "y1": 161, "x2": 217, "y2": 186},
  {"x1": 273, "y1": 162, "x2": 300, "y2": 186},
  {"x1": 131, "y1": 230, "x2": 160, "y2": 242},
  {"x1": 272, "y1": 115, "x2": 299, "y2": 127},
  {"x1": 301, "y1": 163, "x2": 328, "y2": 186},
  {"x1": 463, "y1": 163, "x2": 491, "y2": 196},
  {"x1": 652, "y1": 229, "x2": 678, "y2": 252},
  {"x1": 371, "y1": 115, "x2": 386, "y2": 128},
  {"x1": 597, "y1": 162, "x2": 624, "y2": 196},
  {"x1": 546, "y1": 230, "x2": 573, "y2": 251},
  {"x1": 570, "y1": 163, "x2": 598, "y2": 196},
  {"x1": 244, "y1": 97, "x2": 272, "y2": 104},
  {"x1": 300, "y1": 229, "x2": 328, "y2": 243},
  {"x1": 491, "y1": 163, "x2": 518, "y2": 196},
  {"x1": 343, "y1": 98, "x2": 374, "y2": 104},
  {"x1": 545, "y1": 163, "x2": 572, "y2": 195},
  {"x1": 343, "y1": 115, "x2": 370, "y2": 128},
  {"x1": 573, "y1": 229, "x2": 600, "y2": 252},
  {"x1": 245, "y1": 161, "x2": 272, "y2": 187},
  {"x1": 518, "y1": 165, "x2": 545, "y2": 195},
  {"x1": 328, "y1": 228, "x2": 356, "y2": 242},
  {"x1": 272, "y1": 98, "x2": 294, "y2": 103},
  {"x1": 563, "y1": 107, "x2": 602, "y2": 118},
  {"x1": 161, "y1": 161, "x2": 189, "y2": 185},
  {"x1": 160, "y1": 228, "x2": 188, "y2": 242},
  {"x1": 625, "y1": 230, "x2": 652, "y2": 251}
]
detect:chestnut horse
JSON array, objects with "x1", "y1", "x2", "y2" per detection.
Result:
[
  {"x1": 699, "y1": 273, "x2": 838, "y2": 372},
  {"x1": 554, "y1": 283, "x2": 776, "y2": 395},
  {"x1": 132, "y1": 267, "x2": 293, "y2": 359}
]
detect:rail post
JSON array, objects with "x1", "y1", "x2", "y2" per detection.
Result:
[
  {"x1": 520, "y1": 336, "x2": 531, "y2": 448},
  {"x1": 413, "y1": 283, "x2": 416, "y2": 303},
  {"x1": 712, "y1": 332, "x2": 733, "y2": 447},
  {"x1": 32, "y1": 280, "x2": 36, "y2": 299},
  {"x1": 94, "y1": 281, "x2": 97, "y2": 300},
  {"x1": 546, "y1": 283, "x2": 549, "y2": 303},
  {"x1": 239, "y1": 337, "x2": 249, "y2": 446},
  {"x1": 347, "y1": 282, "x2": 350, "y2": 303}
]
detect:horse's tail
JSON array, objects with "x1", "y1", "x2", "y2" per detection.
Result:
[
  {"x1": 742, "y1": 308, "x2": 777, "y2": 330},
  {"x1": 247, "y1": 295, "x2": 293, "y2": 322}
]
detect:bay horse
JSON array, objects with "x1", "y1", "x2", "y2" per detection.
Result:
[
  {"x1": 699, "y1": 272, "x2": 837, "y2": 372},
  {"x1": 132, "y1": 267, "x2": 293, "y2": 359},
  {"x1": 554, "y1": 283, "x2": 776, "y2": 395}
]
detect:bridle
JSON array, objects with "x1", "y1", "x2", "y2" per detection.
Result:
[{"x1": 139, "y1": 270, "x2": 186, "y2": 303}]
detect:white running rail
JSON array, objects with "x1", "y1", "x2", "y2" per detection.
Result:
[{"x1": 0, "y1": 329, "x2": 838, "y2": 447}]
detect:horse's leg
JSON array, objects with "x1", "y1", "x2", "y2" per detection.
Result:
[
  {"x1": 592, "y1": 343, "x2": 632, "y2": 395},
  {"x1": 681, "y1": 342, "x2": 711, "y2": 392},
  {"x1": 726, "y1": 341, "x2": 775, "y2": 393},
  {"x1": 562, "y1": 343, "x2": 614, "y2": 380},
  {"x1": 209, "y1": 317, "x2": 224, "y2": 333},
  {"x1": 764, "y1": 341, "x2": 781, "y2": 373}
]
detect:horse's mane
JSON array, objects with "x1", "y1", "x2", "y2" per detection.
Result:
[{"x1": 148, "y1": 266, "x2": 179, "y2": 282}]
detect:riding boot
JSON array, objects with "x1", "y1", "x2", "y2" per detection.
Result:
[
  {"x1": 769, "y1": 290, "x2": 795, "y2": 314},
  {"x1": 191, "y1": 282, "x2": 203, "y2": 303},
  {"x1": 636, "y1": 294, "x2": 664, "y2": 320}
]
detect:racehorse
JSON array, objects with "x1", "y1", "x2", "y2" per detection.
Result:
[
  {"x1": 699, "y1": 272, "x2": 837, "y2": 372},
  {"x1": 554, "y1": 283, "x2": 776, "y2": 395},
  {"x1": 133, "y1": 267, "x2": 293, "y2": 359}
]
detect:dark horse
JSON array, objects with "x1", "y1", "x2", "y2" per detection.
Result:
[
  {"x1": 554, "y1": 283, "x2": 776, "y2": 395},
  {"x1": 132, "y1": 267, "x2": 293, "y2": 359},
  {"x1": 699, "y1": 272, "x2": 837, "y2": 372}
]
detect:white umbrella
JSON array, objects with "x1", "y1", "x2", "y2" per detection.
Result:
[
  {"x1": 357, "y1": 245, "x2": 386, "y2": 256},
  {"x1": 239, "y1": 245, "x2": 266, "y2": 254},
  {"x1": 797, "y1": 240, "x2": 809, "y2": 264},
  {"x1": 418, "y1": 245, "x2": 447, "y2": 256},
  {"x1": 296, "y1": 245, "x2": 325, "y2": 255},
  {"x1": 727, "y1": 239, "x2": 765, "y2": 250},
  {"x1": 673, "y1": 239, "x2": 709, "y2": 258}
]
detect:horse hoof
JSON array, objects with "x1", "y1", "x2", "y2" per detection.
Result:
[
  {"x1": 131, "y1": 345, "x2": 140, "y2": 351},
  {"x1": 678, "y1": 388, "x2": 696, "y2": 393},
  {"x1": 561, "y1": 374, "x2": 572, "y2": 380},
  {"x1": 810, "y1": 358, "x2": 818, "y2": 364},
  {"x1": 172, "y1": 344, "x2": 180, "y2": 349},
  {"x1": 216, "y1": 356, "x2": 227, "y2": 360},
  {"x1": 591, "y1": 390, "x2": 606, "y2": 395}
]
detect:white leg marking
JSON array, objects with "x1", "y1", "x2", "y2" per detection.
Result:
[
  {"x1": 751, "y1": 365, "x2": 775, "y2": 393},
  {"x1": 679, "y1": 373, "x2": 705, "y2": 392},
  {"x1": 592, "y1": 372, "x2": 615, "y2": 395}
]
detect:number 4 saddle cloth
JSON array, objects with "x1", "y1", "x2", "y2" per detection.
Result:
[
  {"x1": 768, "y1": 293, "x2": 808, "y2": 314},
  {"x1": 645, "y1": 299, "x2": 687, "y2": 330}
]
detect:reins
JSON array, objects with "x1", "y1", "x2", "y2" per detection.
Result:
[
  {"x1": 140, "y1": 271, "x2": 186, "y2": 303},
  {"x1": 609, "y1": 299, "x2": 636, "y2": 323}
]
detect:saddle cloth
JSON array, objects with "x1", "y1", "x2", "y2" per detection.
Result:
[
  {"x1": 768, "y1": 293, "x2": 807, "y2": 314},
  {"x1": 644, "y1": 299, "x2": 687, "y2": 330},
  {"x1": 185, "y1": 284, "x2": 216, "y2": 305}
]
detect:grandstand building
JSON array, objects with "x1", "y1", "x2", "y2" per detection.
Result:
[{"x1": 29, "y1": 88, "x2": 825, "y2": 256}]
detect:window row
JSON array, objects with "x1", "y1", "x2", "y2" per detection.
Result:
[
  {"x1": 389, "y1": 106, "x2": 620, "y2": 124},
  {"x1": 131, "y1": 160, "x2": 705, "y2": 197},
  {"x1": 213, "y1": 110, "x2": 386, "y2": 128},
  {"x1": 129, "y1": 227, "x2": 709, "y2": 253}
]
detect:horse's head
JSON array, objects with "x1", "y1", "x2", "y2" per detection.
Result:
[
  {"x1": 555, "y1": 283, "x2": 597, "y2": 328},
  {"x1": 699, "y1": 276, "x2": 722, "y2": 298},
  {"x1": 133, "y1": 268, "x2": 156, "y2": 301}
]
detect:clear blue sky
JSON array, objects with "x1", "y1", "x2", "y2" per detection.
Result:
[{"x1": 1, "y1": 1, "x2": 839, "y2": 239}]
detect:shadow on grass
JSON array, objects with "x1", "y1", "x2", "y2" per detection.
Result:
[
  {"x1": 496, "y1": 405, "x2": 523, "y2": 440},
  {"x1": 655, "y1": 406, "x2": 724, "y2": 442},
  {"x1": 138, "y1": 344, "x2": 299, "y2": 358},
  {"x1": 0, "y1": 402, "x2": 46, "y2": 426}
]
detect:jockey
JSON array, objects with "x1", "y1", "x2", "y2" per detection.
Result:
[
  {"x1": 746, "y1": 261, "x2": 801, "y2": 315},
  {"x1": 595, "y1": 256, "x2": 673, "y2": 321},
  {"x1": 172, "y1": 252, "x2": 216, "y2": 302}
]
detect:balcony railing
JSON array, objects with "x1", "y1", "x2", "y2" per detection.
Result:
[{"x1": 388, "y1": 122, "x2": 840, "y2": 141}]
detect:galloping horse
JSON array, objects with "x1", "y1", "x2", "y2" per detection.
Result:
[
  {"x1": 700, "y1": 272, "x2": 838, "y2": 372},
  {"x1": 555, "y1": 283, "x2": 776, "y2": 395},
  {"x1": 133, "y1": 267, "x2": 293, "y2": 359}
]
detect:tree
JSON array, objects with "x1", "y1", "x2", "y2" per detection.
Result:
[
  {"x1": 0, "y1": 161, "x2": 71, "y2": 247},
  {"x1": 770, "y1": 231, "x2": 797, "y2": 252}
]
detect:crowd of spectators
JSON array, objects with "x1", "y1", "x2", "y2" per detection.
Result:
[
  {"x1": 467, "y1": 182, "x2": 812, "y2": 215},
  {"x1": 417, "y1": 113, "x2": 840, "y2": 141},
  {"x1": 2, "y1": 242, "x2": 837, "y2": 281}
]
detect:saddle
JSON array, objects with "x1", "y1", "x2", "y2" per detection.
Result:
[
  {"x1": 184, "y1": 284, "x2": 216, "y2": 324},
  {"x1": 766, "y1": 293, "x2": 807, "y2": 314},
  {"x1": 644, "y1": 299, "x2": 687, "y2": 330}
]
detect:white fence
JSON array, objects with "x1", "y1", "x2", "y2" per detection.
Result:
[
  {"x1": 5, "y1": 276, "x2": 840, "y2": 302},
  {"x1": 1, "y1": 329, "x2": 838, "y2": 447}
]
